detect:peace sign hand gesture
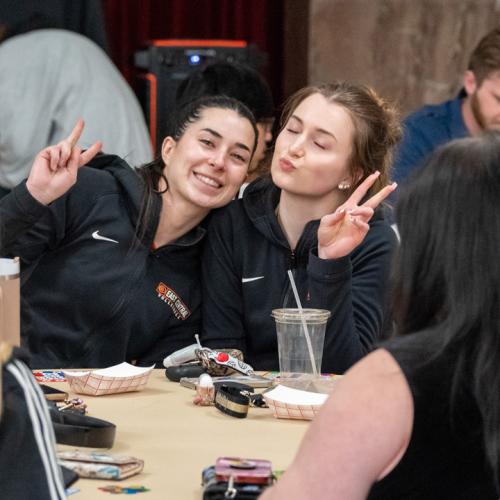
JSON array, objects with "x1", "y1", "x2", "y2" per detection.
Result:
[
  {"x1": 26, "y1": 120, "x2": 102, "y2": 205},
  {"x1": 317, "y1": 172, "x2": 397, "y2": 260}
]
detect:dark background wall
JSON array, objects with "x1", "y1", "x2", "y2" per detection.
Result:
[{"x1": 102, "y1": 0, "x2": 286, "y2": 104}]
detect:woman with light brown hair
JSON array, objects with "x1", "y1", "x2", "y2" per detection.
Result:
[
  {"x1": 262, "y1": 131, "x2": 500, "y2": 499},
  {"x1": 201, "y1": 81, "x2": 402, "y2": 373}
]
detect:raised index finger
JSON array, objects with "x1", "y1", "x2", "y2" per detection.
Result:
[
  {"x1": 363, "y1": 182, "x2": 397, "y2": 209},
  {"x1": 346, "y1": 171, "x2": 380, "y2": 206},
  {"x1": 66, "y1": 119, "x2": 85, "y2": 148}
]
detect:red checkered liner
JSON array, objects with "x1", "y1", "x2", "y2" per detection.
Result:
[
  {"x1": 63, "y1": 362, "x2": 154, "y2": 396},
  {"x1": 263, "y1": 385, "x2": 329, "y2": 421}
]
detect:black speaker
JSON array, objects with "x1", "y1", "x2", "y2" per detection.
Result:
[{"x1": 135, "y1": 40, "x2": 262, "y2": 155}]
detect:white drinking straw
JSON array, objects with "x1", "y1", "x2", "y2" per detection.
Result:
[{"x1": 287, "y1": 270, "x2": 318, "y2": 376}]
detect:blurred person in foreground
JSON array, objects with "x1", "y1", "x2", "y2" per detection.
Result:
[
  {"x1": 0, "y1": 342, "x2": 68, "y2": 498},
  {"x1": 262, "y1": 132, "x2": 500, "y2": 499}
]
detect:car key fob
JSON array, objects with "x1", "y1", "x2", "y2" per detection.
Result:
[{"x1": 165, "y1": 364, "x2": 206, "y2": 382}]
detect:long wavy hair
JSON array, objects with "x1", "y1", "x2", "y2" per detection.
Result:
[
  {"x1": 393, "y1": 131, "x2": 500, "y2": 487},
  {"x1": 134, "y1": 95, "x2": 258, "y2": 244}
]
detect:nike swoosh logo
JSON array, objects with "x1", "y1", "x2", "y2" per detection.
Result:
[
  {"x1": 241, "y1": 276, "x2": 264, "y2": 283},
  {"x1": 92, "y1": 231, "x2": 119, "y2": 244}
]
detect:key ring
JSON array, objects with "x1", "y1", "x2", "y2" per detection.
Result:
[
  {"x1": 224, "y1": 475, "x2": 237, "y2": 499},
  {"x1": 57, "y1": 398, "x2": 87, "y2": 414}
]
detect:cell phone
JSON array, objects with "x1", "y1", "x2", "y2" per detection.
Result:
[
  {"x1": 40, "y1": 384, "x2": 68, "y2": 402},
  {"x1": 214, "y1": 457, "x2": 273, "y2": 485}
]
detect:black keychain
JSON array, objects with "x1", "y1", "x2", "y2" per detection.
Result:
[{"x1": 214, "y1": 383, "x2": 267, "y2": 418}]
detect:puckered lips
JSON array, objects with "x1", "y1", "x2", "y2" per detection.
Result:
[
  {"x1": 279, "y1": 157, "x2": 296, "y2": 173},
  {"x1": 193, "y1": 170, "x2": 223, "y2": 191}
]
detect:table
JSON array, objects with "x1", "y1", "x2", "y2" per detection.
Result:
[{"x1": 54, "y1": 370, "x2": 310, "y2": 499}]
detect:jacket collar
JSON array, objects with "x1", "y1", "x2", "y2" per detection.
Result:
[
  {"x1": 242, "y1": 175, "x2": 387, "y2": 258},
  {"x1": 241, "y1": 177, "x2": 320, "y2": 260}
]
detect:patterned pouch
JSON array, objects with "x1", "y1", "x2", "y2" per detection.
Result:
[{"x1": 57, "y1": 451, "x2": 144, "y2": 480}]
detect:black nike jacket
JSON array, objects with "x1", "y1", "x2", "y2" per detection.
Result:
[
  {"x1": 201, "y1": 177, "x2": 398, "y2": 373},
  {"x1": 0, "y1": 154, "x2": 204, "y2": 368}
]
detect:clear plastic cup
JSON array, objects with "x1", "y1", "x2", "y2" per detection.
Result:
[{"x1": 271, "y1": 308, "x2": 330, "y2": 390}]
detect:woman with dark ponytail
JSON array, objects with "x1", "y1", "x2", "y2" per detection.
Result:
[
  {"x1": 262, "y1": 132, "x2": 500, "y2": 499},
  {"x1": 0, "y1": 95, "x2": 257, "y2": 368}
]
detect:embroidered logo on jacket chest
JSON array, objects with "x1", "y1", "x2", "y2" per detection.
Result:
[{"x1": 156, "y1": 282, "x2": 191, "y2": 320}]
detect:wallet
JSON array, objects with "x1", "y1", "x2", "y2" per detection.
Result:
[{"x1": 57, "y1": 451, "x2": 144, "y2": 480}]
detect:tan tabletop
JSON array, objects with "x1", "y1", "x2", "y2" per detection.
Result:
[{"x1": 55, "y1": 370, "x2": 309, "y2": 499}]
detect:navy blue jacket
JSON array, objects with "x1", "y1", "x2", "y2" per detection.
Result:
[
  {"x1": 392, "y1": 92, "x2": 468, "y2": 187},
  {"x1": 201, "y1": 178, "x2": 397, "y2": 373},
  {"x1": 0, "y1": 155, "x2": 204, "y2": 368}
]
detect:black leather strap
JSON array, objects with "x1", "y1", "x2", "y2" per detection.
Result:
[{"x1": 48, "y1": 404, "x2": 116, "y2": 448}]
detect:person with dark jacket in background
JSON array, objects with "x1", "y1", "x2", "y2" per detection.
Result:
[
  {"x1": 0, "y1": 96, "x2": 257, "y2": 369},
  {"x1": 201, "y1": 82, "x2": 401, "y2": 373}
]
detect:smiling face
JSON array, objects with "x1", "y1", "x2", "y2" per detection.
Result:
[
  {"x1": 161, "y1": 107, "x2": 256, "y2": 209},
  {"x1": 271, "y1": 93, "x2": 356, "y2": 199}
]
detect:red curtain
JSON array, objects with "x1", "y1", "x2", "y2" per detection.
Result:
[{"x1": 102, "y1": 0, "x2": 284, "y2": 102}]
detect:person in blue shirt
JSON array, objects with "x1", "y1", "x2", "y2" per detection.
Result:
[{"x1": 393, "y1": 25, "x2": 500, "y2": 186}]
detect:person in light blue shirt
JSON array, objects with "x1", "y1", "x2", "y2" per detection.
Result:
[{"x1": 393, "y1": 26, "x2": 500, "y2": 187}]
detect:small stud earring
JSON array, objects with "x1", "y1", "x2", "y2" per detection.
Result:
[{"x1": 338, "y1": 180, "x2": 351, "y2": 190}]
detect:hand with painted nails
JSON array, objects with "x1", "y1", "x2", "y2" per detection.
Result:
[
  {"x1": 26, "y1": 119, "x2": 102, "y2": 205},
  {"x1": 317, "y1": 171, "x2": 397, "y2": 260}
]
